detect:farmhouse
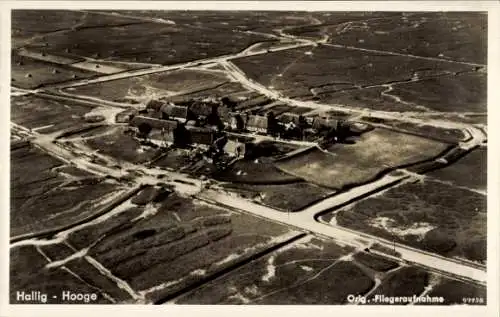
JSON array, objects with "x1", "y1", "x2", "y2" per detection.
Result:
[
  {"x1": 312, "y1": 116, "x2": 342, "y2": 130},
  {"x1": 115, "y1": 108, "x2": 138, "y2": 123},
  {"x1": 278, "y1": 112, "x2": 301, "y2": 125},
  {"x1": 186, "y1": 126, "x2": 217, "y2": 146},
  {"x1": 146, "y1": 99, "x2": 165, "y2": 112},
  {"x1": 246, "y1": 115, "x2": 268, "y2": 133},
  {"x1": 229, "y1": 113, "x2": 246, "y2": 131},
  {"x1": 130, "y1": 115, "x2": 178, "y2": 143},
  {"x1": 223, "y1": 139, "x2": 247, "y2": 157},
  {"x1": 130, "y1": 115, "x2": 178, "y2": 131},
  {"x1": 160, "y1": 103, "x2": 191, "y2": 123}
]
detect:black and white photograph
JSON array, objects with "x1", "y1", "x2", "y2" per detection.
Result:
[{"x1": 3, "y1": 1, "x2": 499, "y2": 315}]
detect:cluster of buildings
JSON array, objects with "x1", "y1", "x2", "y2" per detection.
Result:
[{"x1": 116, "y1": 96, "x2": 371, "y2": 158}]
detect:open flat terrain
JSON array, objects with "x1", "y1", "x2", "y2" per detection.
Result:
[
  {"x1": 10, "y1": 142, "x2": 126, "y2": 238},
  {"x1": 21, "y1": 191, "x2": 303, "y2": 304},
  {"x1": 332, "y1": 179, "x2": 486, "y2": 263},
  {"x1": 62, "y1": 68, "x2": 231, "y2": 105},
  {"x1": 276, "y1": 129, "x2": 449, "y2": 189},
  {"x1": 10, "y1": 10, "x2": 488, "y2": 306},
  {"x1": 11, "y1": 95, "x2": 98, "y2": 134}
]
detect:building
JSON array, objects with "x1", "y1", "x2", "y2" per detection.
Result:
[
  {"x1": 189, "y1": 101, "x2": 213, "y2": 118},
  {"x1": 130, "y1": 115, "x2": 178, "y2": 130},
  {"x1": 278, "y1": 112, "x2": 301, "y2": 125},
  {"x1": 228, "y1": 113, "x2": 246, "y2": 131},
  {"x1": 223, "y1": 139, "x2": 247, "y2": 157},
  {"x1": 130, "y1": 115, "x2": 178, "y2": 143},
  {"x1": 246, "y1": 115, "x2": 268, "y2": 133},
  {"x1": 115, "y1": 108, "x2": 138, "y2": 123},
  {"x1": 146, "y1": 99, "x2": 166, "y2": 112},
  {"x1": 160, "y1": 103, "x2": 190, "y2": 123},
  {"x1": 186, "y1": 126, "x2": 216, "y2": 146},
  {"x1": 311, "y1": 116, "x2": 341, "y2": 130},
  {"x1": 347, "y1": 121, "x2": 373, "y2": 134}
]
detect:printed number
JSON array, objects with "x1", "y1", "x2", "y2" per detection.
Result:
[{"x1": 462, "y1": 297, "x2": 485, "y2": 304}]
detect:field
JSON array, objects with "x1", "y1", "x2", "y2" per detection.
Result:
[
  {"x1": 323, "y1": 12, "x2": 486, "y2": 65},
  {"x1": 372, "y1": 266, "x2": 429, "y2": 299},
  {"x1": 150, "y1": 148, "x2": 196, "y2": 171},
  {"x1": 167, "y1": 81, "x2": 254, "y2": 102},
  {"x1": 18, "y1": 18, "x2": 271, "y2": 66},
  {"x1": 12, "y1": 54, "x2": 97, "y2": 89},
  {"x1": 427, "y1": 147, "x2": 486, "y2": 193},
  {"x1": 215, "y1": 157, "x2": 301, "y2": 185},
  {"x1": 82, "y1": 126, "x2": 163, "y2": 164},
  {"x1": 284, "y1": 12, "x2": 486, "y2": 64},
  {"x1": 233, "y1": 43, "x2": 485, "y2": 113},
  {"x1": 361, "y1": 117, "x2": 467, "y2": 144},
  {"x1": 59, "y1": 192, "x2": 302, "y2": 303},
  {"x1": 10, "y1": 143, "x2": 127, "y2": 238},
  {"x1": 276, "y1": 129, "x2": 448, "y2": 189},
  {"x1": 10, "y1": 10, "x2": 488, "y2": 306},
  {"x1": 175, "y1": 236, "x2": 368, "y2": 304},
  {"x1": 176, "y1": 235, "x2": 484, "y2": 305},
  {"x1": 423, "y1": 279, "x2": 487, "y2": 305},
  {"x1": 221, "y1": 182, "x2": 336, "y2": 212},
  {"x1": 105, "y1": 10, "x2": 318, "y2": 36},
  {"x1": 11, "y1": 95, "x2": 97, "y2": 133},
  {"x1": 334, "y1": 179, "x2": 486, "y2": 262},
  {"x1": 10, "y1": 246, "x2": 112, "y2": 304},
  {"x1": 12, "y1": 10, "x2": 146, "y2": 45},
  {"x1": 63, "y1": 69, "x2": 231, "y2": 105}
]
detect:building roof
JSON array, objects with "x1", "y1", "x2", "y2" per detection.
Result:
[
  {"x1": 186, "y1": 126, "x2": 216, "y2": 145},
  {"x1": 115, "y1": 108, "x2": 138, "y2": 123},
  {"x1": 278, "y1": 112, "x2": 301, "y2": 124},
  {"x1": 160, "y1": 104, "x2": 189, "y2": 120},
  {"x1": 348, "y1": 121, "x2": 373, "y2": 134},
  {"x1": 189, "y1": 101, "x2": 213, "y2": 117},
  {"x1": 130, "y1": 115, "x2": 178, "y2": 131},
  {"x1": 146, "y1": 99, "x2": 166, "y2": 111},
  {"x1": 247, "y1": 115, "x2": 268, "y2": 130},
  {"x1": 312, "y1": 116, "x2": 340, "y2": 129},
  {"x1": 223, "y1": 139, "x2": 247, "y2": 155}
]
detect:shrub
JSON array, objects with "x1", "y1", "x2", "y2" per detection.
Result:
[{"x1": 422, "y1": 229, "x2": 457, "y2": 254}]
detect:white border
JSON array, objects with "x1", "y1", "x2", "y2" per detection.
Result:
[{"x1": 1, "y1": 2, "x2": 498, "y2": 317}]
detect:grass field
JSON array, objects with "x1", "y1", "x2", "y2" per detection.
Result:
[
  {"x1": 19, "y1": 19, "x2": 270, "y2": 66},
  {"x1": 423, "y1": 279, "x2": 486, "y2": 305},
  {"x1": 171, "y1": 81, "x2": 252, "y2": 101},
  {"x1": 276, "y1": 129, "x2": 448, "y2": 189},
  {"x1": 83, "y1": 127, "x2": 163, "y2": 164},
  {"x1": 360, "y1": 118, "x2": 467, "y2": 144},
  {"x1": 64, "y1": 69, "x2": 230, "y2": 104},
  {"x1": 10, "y1": 245, "x2": 111, "y2": 304},
  {"x1": 427, "y1": 147, "x2": 486, "y2": 193},
  {"x1": 336, "y1": 179, "x2": 486, "y2": 262},
  {"x1": 324, "y1": 12, "x2": 487, "y2": 65},
  {"x1": 221, "y1": 182, "x2": 335, "y2": 212},
  {"x1": 10, "y1": 143, "x2": 125, "y2": 237},
  {"x1": 176, "y1": 236, "x2": 365, "y2": 304},
  {"x1": 66, "y1": 195, "x2": 304, "y2": 302},
  {"x1": 372, "y1": 266, "x2": 429, "y2": 300},
  {"x1": 215, "y1": 157, "x2": 302, "y2": 185},
  {"x1": 352, "y1": 252, "x2": 399, "y2": 272},
  {"x1": 233, "y1": 43, "x2": 483, "y2": 113},
  {"x1": 12, "y1": 10, "x2": 145, "y2": 44},
  {"x1": 12, "y1": 54, "x2": 97, "y2": 89},
  {"x1": 284, "y1": 12, "x2": 486, "y2": 64},
  {"x1": 105, "y1": 10, "x2": 316, "y2": 36},
  {"x1": 11, "y1": 95, "x2": 96, "y2": 133},
  {"x1": 151, "y1": 148, "x2": 195, "y2": 170}
]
